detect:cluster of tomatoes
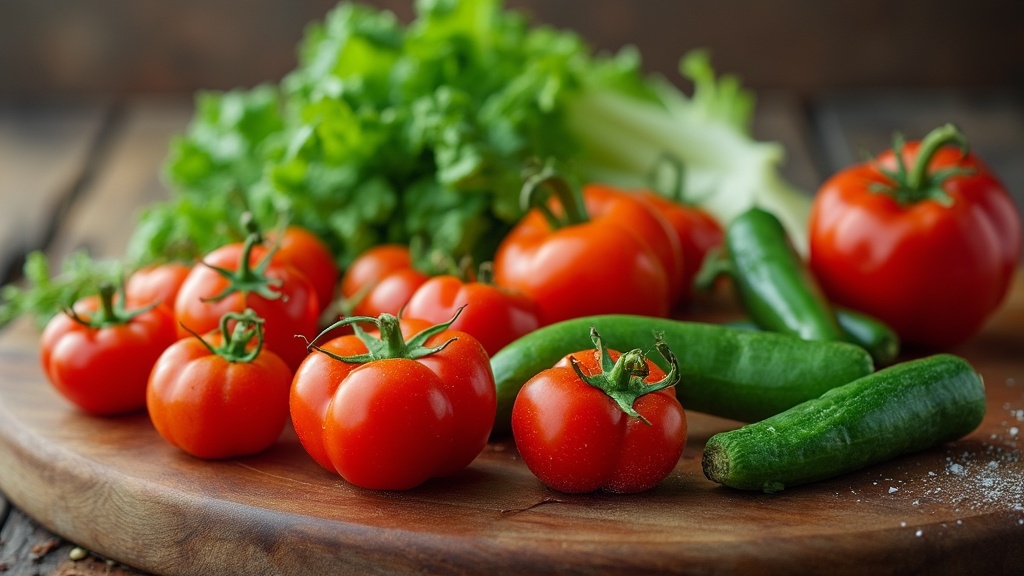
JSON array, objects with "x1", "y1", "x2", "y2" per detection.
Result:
[
  {"x1": 37, "y1": 125, "x2": 1022, "y2": 495},
  {"x1": 37, "y1": 167, "x2": 721, "y2": 494}
]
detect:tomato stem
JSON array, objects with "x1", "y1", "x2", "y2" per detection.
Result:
[
  {"x1": 63, "y1": 281, "x2": 156, "y2": 329},
  {"x1": 306, "y1": 309, "x2": 462, "y2": 364},
  {"x1": 875, "y1": 124, "x2": 973, "y2": 206},
  {"x1": 182, "y1": 308, "x2": 265, "y2": 363},
  {"x1": 200, "y1": 233, "x2": 284, "y2": 303},
  {"x1": 569, "y1": 328, "x2": 679, "y2": 424},
  {"x1": 520, "y1": 160, "x2": 589, "y2": 230}
]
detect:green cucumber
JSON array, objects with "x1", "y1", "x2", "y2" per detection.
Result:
[
  {"x1": 729, "y1": 307, "x2": 900, "y2": 366},
  {"x1": 835, "y1": 307, "x2": 900, "y2": 366},
  {"x1": 722, "y1": 207, "x2": 843, "y2": 342},
  {"x1": 489, "y1": 315, "x2": 875, "y2": 437},
  {"x1": 702, "y1": 354, "x2": 986, "y2": 493}
]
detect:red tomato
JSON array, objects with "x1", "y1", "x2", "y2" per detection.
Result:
[
  {"x1": 403, "y1": 274, "x2": 540, "y2": 356},
  {"x1": 267, "y1": 226, "x2": 339, "y2": 315},
  {"x1": 511, "y1": 331, "x2": 686, "y2": 493},
  {"x1": 40, "y1": 284, "x2": 179, "y2": 416},
  {"x1": 639, "y1": 192, "x2": 724, "y2": 306},
  {"x1": 809, "y1": 125, "x2": 1022, "y2": 349},
  {"x1": 340, "y1": 244, "x2": 428, "y2": 318},
  {"x1": 290, "y1": 313, "x2": 496, "y2": 490},
  {"x1": 147, "y1": 309, "x2": 292, "y2": 459},
  {"x1": 494, "y1": 174, "x2": 674, "y2": 325},
  {"x1": 124, "y1": 262, "x2": 193, "y2": 311},
  {"x1": 174, "y1": 234, "x2": 320, "y2": 371}
]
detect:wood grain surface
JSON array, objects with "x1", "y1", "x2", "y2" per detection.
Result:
[{"x1": 1, "y1": 276, "x2": 1023, "y2": 576}]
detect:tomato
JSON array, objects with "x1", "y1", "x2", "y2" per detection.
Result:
[
  {"x1": 125, "y1": 261, "x2": 193, "y2": 311},
  {"x1": 40, "y1": 284, "x2": 179, "y2": 416},
  {"x1": 267, "y1": 226, "x2": 339, "y2": 315},
  {"x1": 403, "y1": 272, "x2": 540, "y2": 356},
  {"x1": 147, "y1": 309, "x2": 292, "y2": 459},
  {"x1": 290, "y1": 313, "x2": 496, "y2": 490},
  {"x1": 493, "y1": 170, "x2": 675, "y2": 325},
  {"x1": 174, "y1": 233, "x2": 320, "y2": 371},
  {"x1": 511, "y1": 330, "x2": 686, "y2": 493},
  {"x1": 340, "y1": 244, "x2": 428, "y2": 318},
  {"x1": 638, "y1": 192, "x2": 724, "y2": 306},
  {"x1": 809, "y1": 124, "x2": 1022, "y2": 349}
]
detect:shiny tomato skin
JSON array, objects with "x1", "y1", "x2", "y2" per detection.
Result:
[
  {"x1": 174, "y1": 242, "x2": 320, "y2": 370},
  {"x1": 354, "y1": 267, "x2": 429, "y2": 318},
  {"x1": 403, "y1": 275, "x2": 541, "y2": 356},
  {"x1": 124, "y1": 262, "x2": 193, "y2": 311},
  {"x1": 269, "y1": 226, "x2": 340, "y2": 314},
  {"x1": 40, "y1": 297, "x2": 179, "y2": 416},
  {"x1": 809, "y1": 143, "x2": 1021, "y2": 349},
  {"x1": 583, "y1": 185, "x2": 685, "y2": 303},
  {"x1": 340, "y1": 244, "x2": 415, "y2": 301},
  {"x1": 493, "y1": 187, "x2": 672, "y2": 326},
  {"x1": 323, "y1": 359, "x2": 456, "y2": 491},
  {"x1": 290, "y1": 318, "x2": 495, "y2": 489},
  {"x1": 289, "y1": 334, "x2": 367, "y2": 470},
  {"x1": 147, "y1": 333, "x2": 292, "y2": 459},
  {"x1": 638, "y1": 192, "x2": 724, "y2": 306},
  {"x1": 512, "y1": 350, "x2": 686, "y2": 494}
]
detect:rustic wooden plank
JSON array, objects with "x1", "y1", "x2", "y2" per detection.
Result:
[
  {"x1": 0, "y1": 504, "x2": 145, "y2": 575},
  {"x1": 0, "y1": 100, "x2": 111, "y2": 283},
  {"x1": 44, "y1": 97, "x2": 194, "y2": 265},
  {"x1": 810, "y1": 89, "x2": 1024, "y2": 219}
]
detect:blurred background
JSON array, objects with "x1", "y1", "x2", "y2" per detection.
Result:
[{"x1": 3, "y1": 0, "x2": 1023, "y2": 97}]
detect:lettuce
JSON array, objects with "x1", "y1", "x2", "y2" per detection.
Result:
[{"x1": 132, "y1": 0, "x2": 811, "y2": 267}]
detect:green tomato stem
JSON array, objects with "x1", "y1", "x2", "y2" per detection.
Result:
[
  {"x1": 520, "y1": 161, "x2": 590, "y2": 230},
  {"x1": 906, "y1": 124, "x2": 968, "y2": 191},
  {"x1": 569, "y1": 328, "x2": 679, "y2": 424}
]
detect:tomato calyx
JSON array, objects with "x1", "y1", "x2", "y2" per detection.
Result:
[
  {"x1": 872, "y1": 123, "x2": 975, "y2": 207},
  {"x1": 521, "y1": 161, "x2": 589, "y2": 230},
  {"x1": 569, "y1": 328, "x2": 679, "y2": 424},
  {"x1": 201, "y1": 233, "x2": 284, "y2": 303},
  {"x1": 184, "y1": 308, "x2": 267, "y2": 363},
  {"x1": 64, "y1": 282, "x2": 157, "y2": 329},
  {"x1": 307, "y1": 309, "x2": 462, "y2": 364}
]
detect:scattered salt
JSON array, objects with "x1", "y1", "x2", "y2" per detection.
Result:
[
  {"x1": 889, "y1": 487, "x2": 899, "y2": 494},
  {"x1": 1010, "y1": 427, "x2": 1019, "y2": 437},
  {"x1": 948, "y1": 462, "x2": 967, "y2": 476},
  {"x1": 915, "y1": 529, "x2": 923, "y2": 537}
]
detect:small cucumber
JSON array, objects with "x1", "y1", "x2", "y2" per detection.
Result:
[
  {"x1": 490, "y1": 315, "x2": 875, "y2": 437},
  {"x1": 722, "y1": 207, "x2": 843, "y2": 342},
  {"x1": 729, "y1": 307, "x2": 900, "y2": 366},
  {"x1": 835, "y1": 307, "x2": 900, "y2": 366},
  {"x1": 702, "y1": 354, "x2": 986, "y2": 493}
]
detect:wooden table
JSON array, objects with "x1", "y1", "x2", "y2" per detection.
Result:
[{"x1": 1, "y1": 90, "x2": 1023, "y2": 575}]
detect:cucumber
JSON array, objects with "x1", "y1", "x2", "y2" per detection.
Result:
[
  {"x1": 835, "y1": 307, "x2": 900, "y2": 366},
  {"x1": 724, "y1": 207, "x2": 843, "y2": 342},
  {"x1": 489, "y1": 315, "x2": 875, "y2": 437},
  {"x1": 729, "y1": 307, "x2": 900, "y2": 366},
  {"x1": 702, "y1": 354, "x2": 986, "y2": 493}
]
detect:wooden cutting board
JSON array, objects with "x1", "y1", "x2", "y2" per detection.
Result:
[{"x1": 2, "y1": 279, "x2": 1024, "y2": 576}]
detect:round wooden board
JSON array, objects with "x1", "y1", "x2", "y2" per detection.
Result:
[{"x1": 2, "y1": 280, "x2": 1024, "y2": 576}]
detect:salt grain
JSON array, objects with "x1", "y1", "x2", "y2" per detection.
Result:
[
  {"x1": 889, "y1": 487, "x2": 899, "y2": 494},
  {"x1": 915, "y1": 529, "x2": 923, "y2": 537}
]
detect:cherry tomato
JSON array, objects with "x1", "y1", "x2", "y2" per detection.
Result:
[
  {"x1": 290, "y1": 313, "x2": 496, "y2": 490},
  {"x1": 512, "y1": 329, "x2": 686, "y2": 494},
  {"x1": 403, "y1": 272, "x2": 540, "y2": 356},
  {"x1": 494, "y1": 170, "x2": 674, "y2": 325},
  {"x1": 124, "y1": 261, "x2": 193, "y2": 310},
  {"x1": 147, "y1": 309, "x2": 292, "y2": 459},
  {"x1": 809, "y1": 124, "x2": 1022, "y2": 349},
  {"x1": 267, "y1": 226, "x2": 339, "y2": 315},
  {"x1": 40, "y1": 284, "x2": 179, "y2": 416},
  {"x1": 174, "y1": 233, "x2": 320, "y2": 371},
  {"x1": 340, "y1": 244, "x2": 429, "y2": 318}
]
